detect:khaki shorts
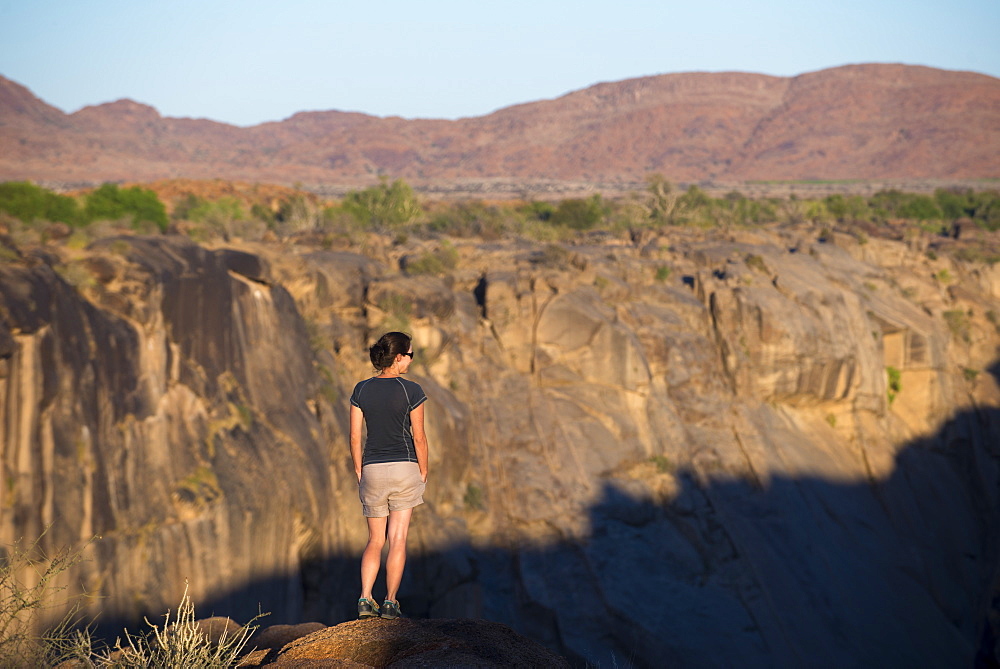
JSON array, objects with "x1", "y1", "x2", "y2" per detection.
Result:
[{"x1": 359, "y1": 462, "x2": 425, "y2": 518}]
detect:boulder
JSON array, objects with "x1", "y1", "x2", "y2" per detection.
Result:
[{"x1": 242, "y1": 618, "x2": 569, "y2": 668}]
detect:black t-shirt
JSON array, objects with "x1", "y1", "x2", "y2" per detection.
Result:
[{"x1": 350, "y1": 377, "x2": 428, "y2": 466}]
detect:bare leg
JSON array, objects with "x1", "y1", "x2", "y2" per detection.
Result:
[
  {"x1": 384, "y1": 507, "x2": 414, "y2": 602},
  {"x1": 360, "y1": 516, "x2": 387, "y2": 600}
]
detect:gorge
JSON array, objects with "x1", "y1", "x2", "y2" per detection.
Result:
[{"x1": 1, "y1": 216, "x2": 999, "y2": 666}]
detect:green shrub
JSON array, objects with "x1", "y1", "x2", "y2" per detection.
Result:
[
  {"x1": 550, "y1": 194, "x2": 605, "y2": 230},
  {"x1": 650, "y1": 455, "x2": 673, "y2": 473},
  {"x1": 463, "y1": 484, "x2": 486, "y2": 510},
  {"x1": 677, "y1": 185, "x2": 711, "y2": 211},
  {"x1": 745, "y1": 254, "x2": 769, "y2": 274},
  {"x1": 869, "y1": 190, "x2": 944, "y2": 221},
  {"x1": 929, "y1": 187, "x2": 1000, "y2": 229},
  {"x1": 0, "y1": 181, "x2": 81, "y2": 226},
  {"x1": 728, "y1": 197, "x2": 777, "y2": 226},
  {"x1": 971, "y1": 190, "x2": 1000, "y2": 231},
  {"x1": 897, "y1": 195, "x2": 943, "y2": 221},
  {"x1": 934, "y1": 188, "x2": 974, "y2": 219},
  {"x1": 534, "y1": 243, "x2": 572, "y2": 269},
  {"x1": 818, "y1": 193, "x2": 869, "y2": 223},
  {"x1": 824, "y1": 194, "x2": 849, "y2": 220},
  {"x1": 55, "y1": 261, "x2": 95, "y2": 290},
  {"x1": 84, "y1": 183, "x2": 168, "y2": 231},
  {"x1": 250, "y1": 202, "x2": 277, "y2": 225},
  {"x1": 886, "y1": 366, "x2": 902, "y2": 405},
  {"x1": 404, "y1": 241, "x2": 459, "y2": 276},
  {"x1": 430, "y1": 202, "x2": 520, "y2": 239},
  {"x1": 174, "y1": 195, "x2": 246, "y2": 225},
  {"x1": 943, "y1": 309, "x2": 971, "y2": 342},
  {"x1": 519, "y1": 200, "x2": 556, "y2": 222},
  {"x1": 342, "y1": 178, "x2": 421, "y2": 229}
]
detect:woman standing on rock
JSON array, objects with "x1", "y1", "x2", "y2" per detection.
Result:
[{"x1": 350, "y1": 331, "x2": 429, "y2": 620}]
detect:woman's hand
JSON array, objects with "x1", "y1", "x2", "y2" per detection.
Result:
[
  {"x1": 350, "y1": 405, "x2": 364, "y2": 484},
  {"x1": 410, "y1": 404, "x2": 429, "y2": 486}
]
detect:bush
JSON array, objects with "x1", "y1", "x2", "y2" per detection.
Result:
[
  {"x1": 823, "y1": 194, "x2": 870, "y2": 222},
  {"x1": 404, "y1": 241, "x2": 459, "y2": 276},
  {"x1": 727, "y1": 196, "x2": 778, "y2": 226},
  {"x1": 463, "y1": 484, "x2": 486, "y2": 511},
  {"x1": 2, "y1": 531, "x2": 266, "y2": 668},
  {"x1": 934, "y1": 188, "x2": 974, "y2": 219},
  {"x1": 745, "y1": 254, "x2": 769, "y2": 274},
  {"x1": 429, "y1": 202, "x2": 521, "y2": 239},
  {"x1": 897, "y1": 194, "x2": 943, "y2": 221},
  {"x1": 0, "y1": 181, "x2": 82, "y2": 226},
  {"x1": 520, "y1": 200, "x2": 555, "y2": 222},
  {"x1": 886, "y1": 366, "x2": 902, "y2": 405},
  {"x1": 868, "y1": 190, "x2": 944, "y2": 222},
  {"x1": 550, "y1": 195, "x2": 605, "y2": 230},
  {"x1": 970, "y1": 190, "x2": 1000, "y2": 231},
  {"x1": 98, "y1": 583, "x2": 263, "y2": 668},
  {"x1": 645, "y1": 173, "x2": 677, "y2": 223},
  {"x1": 84, "y1": 183, "x2": 168, "y2": 231},
  {"x1": 342, "y1": 178, "x2": 421, "y2": 229},
  {"x1": 943, "y1": 309, "x2": 971, "y2": 343},
  {"x1": 0, "y1": 530, "x2": 90, "y2": 667},
  {"x1": 174, "y1": 195, "x2": 246, "y2": 225},
  {"x1": 174, "y1": 195, "x2": 264, "y2": 240}
]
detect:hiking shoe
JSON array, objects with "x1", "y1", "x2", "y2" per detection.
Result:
[
  {"x1": 358, "y1": 597, "x2": 380, "y2": 619},
  {"x1": 380, "y1": 599, "x2": 402, "y2": 619}
]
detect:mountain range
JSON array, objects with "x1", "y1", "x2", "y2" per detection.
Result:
[{"x1": 1, "y1": 63, "x2": 998, "y2": 190}]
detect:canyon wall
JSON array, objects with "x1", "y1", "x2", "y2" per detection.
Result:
[{"x1": 1, "y1": 225, "x2": 998, "y2": 667}]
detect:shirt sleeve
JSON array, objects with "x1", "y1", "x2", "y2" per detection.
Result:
[
  {"x1": 409, "y1": 382, "x2": 428, "y2": 410},
  {"x1": 350, "y1": 381, "x2": 363, "y2": 408}
]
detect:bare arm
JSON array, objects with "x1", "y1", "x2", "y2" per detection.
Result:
[
  {"x1": 410, "y1": 403, "x2": 429, "y2": 482},
  {"x1": 350, "y1": 404, "x2": 364, "y2": 482}
]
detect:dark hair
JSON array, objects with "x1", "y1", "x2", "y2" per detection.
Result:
[{"x1": 369, "y1": 331, "x2": 411, "y2": 371}]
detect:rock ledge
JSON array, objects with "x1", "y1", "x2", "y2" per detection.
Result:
[{"x1": 240, "y1": 618, "x2": 570, "y2": 668}]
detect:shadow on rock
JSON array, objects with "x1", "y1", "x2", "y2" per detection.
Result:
[{"x1": 95, "y1": 362, "x2": 1000, "y2": 669}]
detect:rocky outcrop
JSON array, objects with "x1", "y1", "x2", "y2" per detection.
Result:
[
  {"x1": 239, "y1": 619, "x2": 570, "y2": 667},
  {"x1": 0, "y1": 236, "x2": 349, "y2": 627},
  {"x1": 1, "y1": 222, "x2": 999, "y2": 667}
]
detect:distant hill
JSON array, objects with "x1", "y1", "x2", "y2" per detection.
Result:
[{"x1": 1, "y1": 64, "x2": 998, "y2": 190}]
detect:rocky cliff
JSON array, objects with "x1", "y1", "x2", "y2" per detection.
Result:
[{"x1": 1, "y1": 222, "x2": 999, "y2": 667}]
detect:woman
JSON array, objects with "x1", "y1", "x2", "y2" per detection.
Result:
[{"x1": 349, "y1": 331, "x2": 429, "y2": 620}]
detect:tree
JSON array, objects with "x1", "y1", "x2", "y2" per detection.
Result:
[
  {"x1": 84, "y1": 183, "x2": 168, "y2": 231},
  {"x1": 0, "y1": 182, "x2": 81, "y2": 226},
  {"x1": 645, "y1": 173, "x2": 678, "y2": 223}
]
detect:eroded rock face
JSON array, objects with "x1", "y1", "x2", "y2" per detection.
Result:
[
  {"x1": 0, "y1": 236, "x2": 346, "y2": 627},
  {"x1": 1, "y1": 225, "x2": 998, "y2": 667}
]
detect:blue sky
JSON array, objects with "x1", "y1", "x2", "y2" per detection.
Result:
[{"x1": 1, "y1": 0, "x2": 998, "y2": 127}]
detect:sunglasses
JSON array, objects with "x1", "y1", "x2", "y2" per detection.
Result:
[{"x1": 402, "y1": 351, "x2": 414, "y2": 359}]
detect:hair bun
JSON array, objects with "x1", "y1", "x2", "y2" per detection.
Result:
[{"x1": 369, "y1": 331, "x2": 412, "y2": 372}]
